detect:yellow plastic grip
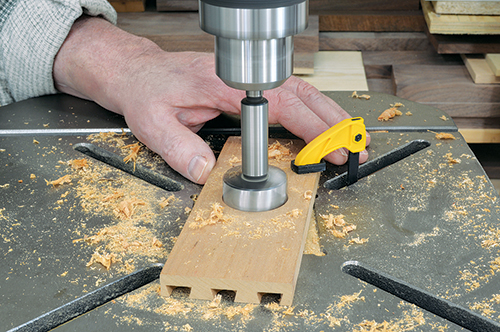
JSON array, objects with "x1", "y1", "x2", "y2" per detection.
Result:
[{"x1": 294, "y1": 117, "x2": 366, "y2": 166}]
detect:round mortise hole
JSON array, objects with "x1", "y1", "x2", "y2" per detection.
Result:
[
  {"x1": 259, "y1": 293, "x2": 282, "y2": 305},
  {"x1": 170, "y1": 287, "x2": 191, "y2": 298}
]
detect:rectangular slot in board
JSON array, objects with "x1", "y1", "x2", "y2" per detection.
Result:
[{"x1": 160, "y1": 137, "x2": 320, "y2": 306}]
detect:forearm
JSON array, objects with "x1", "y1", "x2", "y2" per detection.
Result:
[{"x1": 53, "y1": 15, "x2": 161, "y2": 115}]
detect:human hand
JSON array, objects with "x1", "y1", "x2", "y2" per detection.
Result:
[{"x1": 54, "y1": 16, "x2": 369, "y2": 185}]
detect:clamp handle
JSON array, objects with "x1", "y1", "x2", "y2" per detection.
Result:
[{"x1": 291, "y1": 117, "x2": 366, "y2": 174}]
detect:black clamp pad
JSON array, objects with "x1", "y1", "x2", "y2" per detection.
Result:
[{"x1": 291, "y1": 160, "x2": 326, "y2": 174}]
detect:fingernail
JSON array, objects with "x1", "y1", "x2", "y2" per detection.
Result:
[
  {"x1": 188, "y1": 155, "x2": 208, "y2": 183},
  {"x1": 339, "y1": 148, "x2": 348, "y2": 157},
  {"x1": 361, "y1": 150, "x2": 368, "y2": 156}
]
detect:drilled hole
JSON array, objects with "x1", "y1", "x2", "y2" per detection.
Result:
[
  {"x1": 212, "y1": 289, "x2": 236, "y2": 303},
  {"x1": 259, "y1": 293, "x2": 282, "y2": 305},
  {"x1": 168, "y1": 286, "x2": 191, "y2": 298}
]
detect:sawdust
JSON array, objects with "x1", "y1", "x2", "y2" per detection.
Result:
[
  {"x1": 189, "y1": 203, "x2": 230, "y2": 229},
  {"x1": 122, "y1": 142, "x2": 141, "y2": 171},
  {"x1": 87, "y1": 131, "x2": 129, "y2": 148},
  {"x1": 45, "y1": 174, "x2": 71, "y2": 187},
  {"x1": 86, "y1": 250, "x2": 119, "y2": 270},
  {"x1": 320, "y1": 214, "x2": 358, "y2": 239},
  {"x1": 159, "y1": 195, "x2": 176, "y2": 209},
  {"x1": 68, "y1": 158, "x2": 89, "y2": 170},
  {"x1": 435, "y1": 133, "x2": 456, "y2": 140},
  {"x1": 378, "y1": 107, "x2": 403, "y2": 121},
  {"x1": 268, "y1": 141, "x2": 292, "y2": 162},
  {"x1": 351, "y1": 91, "x2": 371, "y2": 100},
  {"x1": 303, "y1": 213, "x2": 325, "y2": 256}
]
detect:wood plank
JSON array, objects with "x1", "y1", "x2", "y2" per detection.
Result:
[
  {"x1": 156, "y1": 0, "x2": 198, "y2": 11},
  {"x1": 117, "y1": 12, "x2": 318, "y2": 74},
  {"x1": 422, "y1": 0, "x2": 500, "y2": 34},
  {"x1": 486, "y1": 54, "x2": 500, "y2": 76},
  {"x1": 160, "y1": 137, "x2": 320, "y2": 306},
  {"x1": 426, "y1": 25, "x2": 500, "y2": 54},
  {"x1": 392, "y1": 64, "x2": 500, "y2": 118},
  {"x1": 109, "y1": 0, "x2": 145, "y2": 12},
  {"x1": 319, "y1": 11, "x2": 425, "y2": 32},
  {"x1": 432, "y1": 1, "x2": 500, "y2": 15},
  {"x1": 309, "y1": 0, "x2": 420, "y2": 14},
  {"x1": 459, "y1": 128, "x2": 500, "y2": 143},
  {"x1": 298, "y1": 51, "x2": 369, "y2": 91},
  {"x1": 363, "y1": 50, "x2": 462, "y2": 79},
  {"x1": 462, "y1": 54, "x2": 500, "y2": 84},
  {"x1": 320, "y1": 32, "x2": 434, "y2": 52}
]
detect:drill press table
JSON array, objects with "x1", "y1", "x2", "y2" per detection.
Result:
[{"x1": 2, "y1": 92, "x2": 500, "y2": 331}]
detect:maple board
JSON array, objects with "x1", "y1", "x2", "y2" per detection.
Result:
[
  {"x1": 486, "y1": 54, "x2": 500, "y2": 76},
  {"x1": 160, "y1": 137, "x2": 320, "y2": 305},
  {"x1": 432, "y1": 1, "x2": 500, "y2": 15},
  {"x1": 462, "y1": 54, "x2": 500, "y2": 84}
]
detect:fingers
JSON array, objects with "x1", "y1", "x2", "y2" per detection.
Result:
[{"x1": 125, "y1": 111, "x2": 216, "y2": 185}]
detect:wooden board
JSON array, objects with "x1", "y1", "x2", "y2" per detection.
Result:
[
  {"x1": 462, "y1": 54, "x2": 500, "y2": 84},
  {"x1": 422, "y1": 0, "x2": 500, "y2": 34},
  {"x1": 320, "y1": 32, "x2": 434, "y2": 52},
  {"x1": 109, "y1": 0, "x2": 144, "y2": 12},
  {"x1": 363, "y1": 50, "x2": 462, "y2": 79},
  {"x1": 309, "y1": 0, "x2": 420, "y2": 14},
  {"x1": 319, "y1": 11, "x2": 425, "y2": 32},
  {"x1": 486, "y1": 54, "x2": 500, "y2": 76},
  {"x1": 425, "y1": 25, "x2": 500, "y2": 54},
  {"x1": 156, "y1": 0, "x2": 198, "y2": 11},
  {"x1": 298, "y1": 51, "x2": 369, "y2": 91},
  {"x1": 160, "y1": 137, "x2": 320, "y2": 306},
  {"x1": 117, "y1": 12, "x2": 318, "y2": 74},
  {"x1": 392, "y1": 64, "x2": 500, "y2": 118},
  {"x1": 432, "y1": 1, "x2": 500, "y2": 15}
]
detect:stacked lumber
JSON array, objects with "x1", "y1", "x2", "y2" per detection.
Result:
[{"x1": 421, "y1": 0, "x2": 500, "y2": 54}]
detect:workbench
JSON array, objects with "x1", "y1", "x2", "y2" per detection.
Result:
[{"x1": 2, "y1": 91, "x2": 500, "y2": 331}]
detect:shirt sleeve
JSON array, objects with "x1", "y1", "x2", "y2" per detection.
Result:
[{"x1": 0, "y1": 0, "x2": 117, "y2": 106}]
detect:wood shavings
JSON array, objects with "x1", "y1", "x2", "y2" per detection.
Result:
[
  {"x1": 268, "y1": 141, "x2": 292, "y2": 161},
  {"x1": 87, "y1": 131, "x2": 128, "y2": 148},
  {"x1": 351, "y1": 91, "x2": 370, "y2": 100},
  {"x1": 30, "y1": 174, "x2": 36, "y2": 179},
  {"x1": 113, "y1": 198, "x2": 146, "y2": 220},
  {"x1": 33, "y1": 139, "x2": 39, "y2": 144},
  {"x1": 349, "y1": 237, "x2": 369, "y2": 245},
  {"x1": 406, "y1": 111, "x2": 413, "y2": 116},
  {"x1": 45, "y1": 174, "x2": 71, "y2": 187},
  {"x1": 159, "y1": 195, "x2": 176, "y2": 209},
  {"x1": 189, "y1": 203, "x2": 230, "y2": 229},
  {"x1": 320, "y1": 214, "x2": 357, "y2": 239},
  {"x1": 435, "y1": 132, "x2": 456, "y2": 140},
  {"x1": 378, "y1": 107, "x2": 403, "y2": 121},
  {"x1": 303, "y1": 190, "x2": 313, "y2": 200},
  {"x1": 68, "y1": 158, "x2": 89, "y2": 170},
  {"x1": 440, "y1": 115, "x2": 448, "y2": 121},
  {"x1": 122, "y1": 143, "x2": 141, "y2": 171},
  {"x1": 445, "y1": 153, "x2": 460, "y2": 165},
  {"x1": 86, "y1": 250, "x2": 119, "y2": 270},
  {"x1": 337, "y1": 291, "x2": 365, "y2": 309},
  {"x1": 228, "y1": 155, "x2": 241, "y2": 166}
]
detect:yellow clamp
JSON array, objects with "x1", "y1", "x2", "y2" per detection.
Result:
[{"x1": 291, "y1": 117, "x2": 366, "y2": 174}]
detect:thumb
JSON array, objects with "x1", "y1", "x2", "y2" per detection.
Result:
[{"x1": 161, "y1": 124, "x2": 215, "y2": 184}]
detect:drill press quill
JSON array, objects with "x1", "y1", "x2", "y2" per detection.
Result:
[{"x1": 199, "y1": 0, "x2": 309, "y2": 212}]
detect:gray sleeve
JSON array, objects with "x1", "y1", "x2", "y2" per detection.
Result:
[{"x1": 0, "y1": 0, "x2": 117, "y2": 106}]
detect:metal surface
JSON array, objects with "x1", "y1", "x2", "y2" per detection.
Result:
[
  {"x1": 222, "y1": 165, "x2": 287, "y2": 212},
  {"x1": 2, "y1": 92, "x2": 500, "y2": 331},
  {"x1": 199, "y1": 0, "x2": 308, "y2": 90},
  {"x1": 241, "y1": 95, "x2": 268, "y2": 179}
]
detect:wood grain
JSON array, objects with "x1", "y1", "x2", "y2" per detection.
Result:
[
  {"x1": 320, "y1": 32, "x2": 433, "y2": 52},
  {"x1": 392, "y1": 64, "x2": 500, "y2": 118},
  {"x1": 160, "y1": 137, "x2": 320, "y2": 305},
  {"x1": 298, "y1": 51, "x2": 369, "y2": 91},
  {"x1": 432, "y1": 1, "x2": 500, "y2": 15},
  {"x1": 422, "y1": 0, "x2": 500, "y2": 35},
  {"x1": 319, "y1": 11, "x2": 425, "y2": 32},
  {"x1": 109, "y1": 0, "x2": 145, "y2": 12},
  {"x1": 426, "y1": 26, "x2": 500, "y2": 54},
  {"x1": 117, "y1": 12, "x2": 318, "y2": 74},
  {"x1": 156, "y1": 0, "x2": 198, "y2": 11},
  {"x1": 309, "y1": 0, "x2": 420, "y2": 14},
  {"x1": 486, "y1": 54, "x2": 500, "y2": 76},
  {"x1": 462, "y1": 54, "x2": 500, "y2": 84}
]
